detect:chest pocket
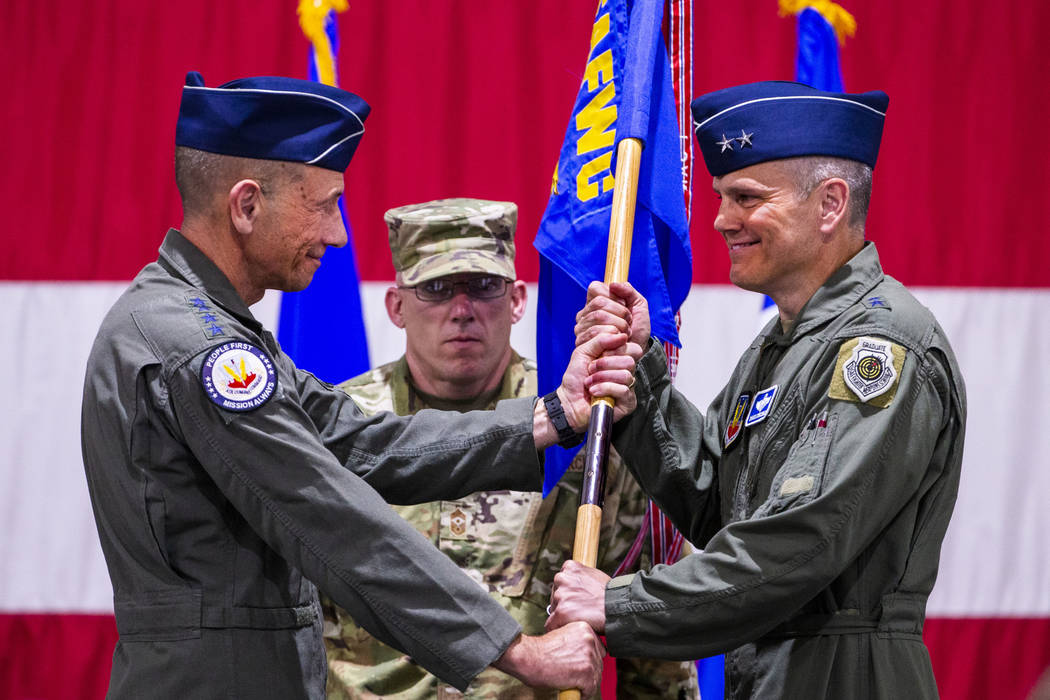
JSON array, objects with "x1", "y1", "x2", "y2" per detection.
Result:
[
  {"x1": 438, "y1": 491, "x2": 539, "y2": 596},
  {"x1": 752, "y1": 412, "x2": 837, "y2": 518}
]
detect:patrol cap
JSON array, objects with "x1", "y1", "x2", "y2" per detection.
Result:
[
  {"x1": 175, "y1": 71, "x2": 370, "y2": 172},
  {"x1": 385, "y1": 198, "x2": 517, "y2": 285},
  {"x1": 691, "y1": 80, "x2": 889, "y2": 177}
]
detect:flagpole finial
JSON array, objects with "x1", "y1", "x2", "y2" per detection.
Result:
[
  {"x1": 778, "y1": 0, "x2": 856, "y2": 45},
  {"x1": 298, "y1": 0, "x2": 350, "y2": 86}
]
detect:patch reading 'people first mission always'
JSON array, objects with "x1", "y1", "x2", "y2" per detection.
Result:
[
  {"x1": 829, "y1": 336, "x2": 906, "y2": 408},
  {"x1": 201, "y1": 341, "x2": 277, "y2": 412}
]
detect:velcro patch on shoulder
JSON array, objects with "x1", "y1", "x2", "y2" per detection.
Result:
[
  {"x1": 829, "y1": 336, "x2": 906, "y2": 407},
  {"x1": 201, "y1": 341, "x2": 277, "y2": 412}
]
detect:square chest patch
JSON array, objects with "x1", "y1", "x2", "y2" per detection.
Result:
[
  {"x1": 745, "y1": 385, "x2": 779, "y2": 427},
  {"x1": 829, "y1": 336, "x2": 906, "y2": 407}
]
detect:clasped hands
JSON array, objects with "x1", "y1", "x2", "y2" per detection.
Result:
[
  {"x1": 548, "y1": 281, "x2": 652, "y2": 445},
  {"x1": 547, "y1": 282, "x2": 649, "y2": 640},
  {"x1": 506, "y1": 283, "x2": 648, "y2": 693}
]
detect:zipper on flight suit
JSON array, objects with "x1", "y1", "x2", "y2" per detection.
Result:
[{"x1": 733, "y1": 339, "x2": 790, "y2": 519}]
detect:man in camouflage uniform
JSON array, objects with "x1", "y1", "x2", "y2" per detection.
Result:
[{"x1": 322, "y1": 198, "x2": 698, "y2": 699}]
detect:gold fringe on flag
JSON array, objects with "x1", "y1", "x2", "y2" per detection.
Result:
[
  {"x1": 297, "y1": 0, "x2": 349, "y2": 86},
  {"x1": 777, "y1": 0, "x2": 856, "y2": 45}
]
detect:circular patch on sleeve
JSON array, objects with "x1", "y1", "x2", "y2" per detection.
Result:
[{"x1": 200, "y1": 341, "x2": 278, "y2": 412}]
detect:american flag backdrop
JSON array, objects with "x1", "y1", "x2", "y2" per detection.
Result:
[{"x1": 1, "y1": 2, "x2": 1048, "y2": 698}]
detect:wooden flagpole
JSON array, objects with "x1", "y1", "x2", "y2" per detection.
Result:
[{"x1": 559, "y1": 135, "x2": 643, "y2": 700}]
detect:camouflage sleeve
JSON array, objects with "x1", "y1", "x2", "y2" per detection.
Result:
[{"x1": 614, "y1": 656, "x2": 699, "y2": 700}]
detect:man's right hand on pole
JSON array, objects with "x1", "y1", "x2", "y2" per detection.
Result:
[
  {"x1": 575, "y1": 281, "x2": 651, "y2": 351},
  {"x1": 492, "y1": 622, "x2": 605, "y2": 696}
]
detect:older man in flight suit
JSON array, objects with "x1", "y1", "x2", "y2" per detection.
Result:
[
  {"x1": 321, "y1": 198, "x2": 698, "y2": 699},
  {"x1": 80, "y1": 73, "x2": 640, "y2": 699},
  {"x1": 548, "y1": 81, "x2": 967, "y2": 699}
]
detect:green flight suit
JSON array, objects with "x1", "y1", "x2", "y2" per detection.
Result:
[
  {"x1": 323, "y1": 353, "x2": 698, "y2": 699},
  {"x1": 605, "y1": 243, "x2": 966, "y2": 699},
  {"x1": 81, "y1": 230, "x2": 545, "y2": 699}
]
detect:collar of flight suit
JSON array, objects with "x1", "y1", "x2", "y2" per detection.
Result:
[
  {"x1": 762, "y1": 240, "x2": 886, "y2": 347},
  {"x1": 157, "y1": 228, "x2": 264, "y2": 334}
]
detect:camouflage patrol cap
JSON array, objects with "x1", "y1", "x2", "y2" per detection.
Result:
[{"x1": 385, "y1": 198, "x2": 517, "y2": 285}]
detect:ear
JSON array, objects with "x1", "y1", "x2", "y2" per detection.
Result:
[
  {"x1": 509, "y1": 280, "x2": 528, "y2": 324},
  {"x1": 385, "y1": 286, "x2": 406, "y2": 329},
  {"x1": 817, "y1": 178, "x2": 849, "y2": 235},
  {"x1": 229, "y1": 179, "x2": 263, "y2": 235}
]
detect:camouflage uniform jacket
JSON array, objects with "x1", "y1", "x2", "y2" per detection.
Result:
[
  {"x1": 323, "y1": 353, "x2": 698, "y2": 699},
  {"x1": 605, "y1": 243, "x2": 967, "y2": 699}
]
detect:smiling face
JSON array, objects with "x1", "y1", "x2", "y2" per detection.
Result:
[
  {"x1": 387, "y1": 273, "x2": 528, "y2": 399},
  {"x1": 245, "y1": 164, "x2": 347, "y2": 297},
  {"x1": 712, "y1": 159, "x2": 828, "y2": 299}
]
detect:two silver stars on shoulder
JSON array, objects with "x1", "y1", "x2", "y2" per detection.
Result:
[{"x1": 717, "y1": 129, "x2": 754, "y2": 153}]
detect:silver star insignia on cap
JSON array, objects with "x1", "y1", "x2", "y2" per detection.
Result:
[
  {"x1": 717, "y1": 134, "x2": 735, "y2": 153},
  {"x1": 736, "y1": 130, "x2": 753, "y2": 148}
]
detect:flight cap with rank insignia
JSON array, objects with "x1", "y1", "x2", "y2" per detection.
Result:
[
  {"x1": 385, "y1": 198, "x2": 518, "y2": 285},
  {"x1": 691, "y1": 80, "x2": 889, "y2": 176},
  {"x1": 175, "y1": 71, "x2": 370, "y2": 172}
]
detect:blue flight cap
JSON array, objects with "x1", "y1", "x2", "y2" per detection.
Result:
[
  {"x1": 175, "y1": 71, "x2": 370, "y2": 172},
  {"x1": 691, "y1": 81, "x2": 889, "y2": 177}
]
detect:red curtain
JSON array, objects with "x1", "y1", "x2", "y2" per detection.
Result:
[
  {"x1": 2, "y1": 1, "x2": 1048, "y2": 286},
  {"x1": 2, "y1": 2, "x2": 1048, "y2": 699}
]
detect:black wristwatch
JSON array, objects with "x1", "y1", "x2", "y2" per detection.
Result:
[{"x1": 542, "y1": 391, "x2": 586, "y2": 448}]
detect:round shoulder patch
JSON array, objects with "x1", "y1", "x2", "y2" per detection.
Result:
[{"x1": 200, "y1": 341, "x2": 278, "y2": 412}]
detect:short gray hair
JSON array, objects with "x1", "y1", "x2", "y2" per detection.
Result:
[
  {"x1": 174, "y1": 146, "x2": 302, "y2": 219},
  {"x1": 785, "y1": 156, "x2": 873, "y2": 230}
]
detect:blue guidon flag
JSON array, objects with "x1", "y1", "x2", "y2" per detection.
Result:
[{"x1": 534, "y1": 0, "x2": 692, "y2": 494}]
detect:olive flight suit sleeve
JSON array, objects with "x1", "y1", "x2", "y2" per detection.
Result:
[
  {"x1": 154, "y1": 335, "x2": 543, "y2": 690},
  {"x1": 290, "y1": 358, "x2": 542, "y2": 504},
  {"x1": 604, "y1": 337, "x2": 959, "y2": 660},
  {"x1": 609, "y1": 341, "x2": 725, "y2": 547}
]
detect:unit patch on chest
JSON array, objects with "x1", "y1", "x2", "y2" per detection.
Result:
[
  {"x1": 745, "y1": 385, "x2": 779, "y2": 427},
  {"x1": 829, "y1": 336, "x2": 906, "y2": 407},
  {"x1": 724, "y1": 393, "x2": 750, "y2": 449}
]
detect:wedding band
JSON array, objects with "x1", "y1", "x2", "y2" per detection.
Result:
[{"x1": 546, "y1": 604, "x2": 553, "y2": 616}]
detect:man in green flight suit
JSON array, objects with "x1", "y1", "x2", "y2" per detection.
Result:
[
  {"x1": 80, "y1": 73, "x2": 639, "y2": 700},
  {"x1": 547, "y1": 81, "x2": 968, "y2": 699},
  {"x1": 322, "y1": 197, "x2": 698, "y2": 699}
]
